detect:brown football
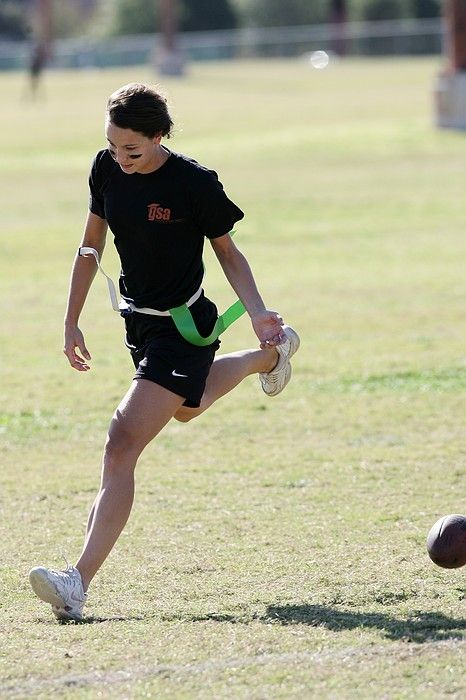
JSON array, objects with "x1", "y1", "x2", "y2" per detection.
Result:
[{"x1": 426, "y1": 514, "x2": 466, "y2": 569}]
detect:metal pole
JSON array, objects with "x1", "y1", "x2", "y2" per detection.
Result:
[
  {"x1": 28, "y1": 0, "x2": 53, "y2": 95},
  {"x1": 330, "y1": 0, "x2": 348, "y2": 56},
  {"x1": 435, "y1": 0, "x2": 466, "y2": 128},
  {"x1": 445, "y1": 0, "x2": 466, "y2": 70},
  {"x1": 36, "y1": 0, "x2": 53, "y2": 48},
  {"x1": 155, "y1": 0, "x2": 185, "y2": 76}
]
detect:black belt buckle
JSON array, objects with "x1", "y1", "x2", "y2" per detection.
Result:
[{"x1": 119, "y1": 306, "x2": 133, "y2": 318}]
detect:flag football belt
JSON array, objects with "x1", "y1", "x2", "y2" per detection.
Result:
[{"x1": 78, "y1": 246, "x2": 246, "y2": 347}]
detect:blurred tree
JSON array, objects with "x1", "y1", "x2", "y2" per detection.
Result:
[
  {"x1": 181, "y1": 0, "x2": 238, "y2": 31},
  {"x1": 363, "y1": 0, "x2": 402, "y2": 21},
  {"x1": 106, "y1": 0, "x2": 237, "y2": 35},
  {"x1": 238, "y1": 0, "x2": 328, "y2": 27},
  {"x1": 0, "y1": 0, "x2": 30, "y2": 39},
  {"x1": 411, "y1": 0, "x2": 441, "y2": 17},
  {"x1": 109, "y1": 0, "x2": 158, "y2": 35},
  {"x1": 52, "y1": 0, "x2": 94, "y2": 38},
  {"x1": 346, "y1": 0, "x2": 368, "y2": 19},
  {"x1": 334, "y1": 0, "x2": 435, "y2": 23}
]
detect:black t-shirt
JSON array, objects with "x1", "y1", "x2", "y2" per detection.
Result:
[{"x1": 88, "y1": 148, "x2": 244, "y2": 310}]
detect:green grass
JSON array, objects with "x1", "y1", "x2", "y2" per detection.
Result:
[{"x1": 0, "y1": 57, "x2": 465, "y2": 698}]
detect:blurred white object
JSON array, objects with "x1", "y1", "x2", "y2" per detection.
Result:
[
  {"x1": 154, "y1": 47, "x2": 185, "y2": 76},
  {"x1": 435, "y1": 72, "x2": 466, "y2": 130},
  {"x1": 309, "y1": 50, "x2": 330, "y2": 69}
]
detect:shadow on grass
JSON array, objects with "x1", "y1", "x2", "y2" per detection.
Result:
[
  {"x1": 46, "y1": 606, "x2": 466, "y2": 643},
  {"x1": 263, "y1": 605, "x2": 466, "y2": 643}
]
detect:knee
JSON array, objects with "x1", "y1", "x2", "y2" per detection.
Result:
[{"x1": 103, "y1": 421, "x2": 142, "y2": 470}]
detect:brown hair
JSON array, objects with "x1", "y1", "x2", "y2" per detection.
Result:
[{"x1": 106, "y1": 83, "x2": 173, "y2": 139}]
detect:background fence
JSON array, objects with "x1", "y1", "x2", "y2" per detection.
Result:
[{"x1": 0, "y1": 17, "x2": 444, "y2": 71}]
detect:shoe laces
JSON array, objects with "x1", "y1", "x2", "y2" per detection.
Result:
[{"x1": 54, "y1": 556, "x2": 85, "y2": 602}]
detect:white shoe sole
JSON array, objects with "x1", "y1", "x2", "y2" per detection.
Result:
[
  {"x1": 29, "y1": 568, "x2": 66, "y2": 608},
  {"x1": 29, "y1": 568, "x2": 84, "y2": 621}
]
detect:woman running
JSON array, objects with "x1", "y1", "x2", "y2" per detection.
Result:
[{"x1": 29, "y1": 83, "x2": 299, "y2": 621}]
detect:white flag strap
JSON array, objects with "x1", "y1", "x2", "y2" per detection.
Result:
[{"x1": 78, "y1": 246, "x2": 120, "y2": 312}]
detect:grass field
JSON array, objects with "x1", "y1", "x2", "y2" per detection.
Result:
[{"x1": 1, "y1": 56, "x2": 465, "y2": 698}]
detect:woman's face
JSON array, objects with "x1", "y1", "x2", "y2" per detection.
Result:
[{"x1": 105, "y1": 120, "x2": 162, "y2": 174}]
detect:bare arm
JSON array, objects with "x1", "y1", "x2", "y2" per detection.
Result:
[
  {"x1": 64, "y1": 212, "x2": 108, "y2": 371},
  {"x1": 210, "y1": 234, "x2": 284, "y2": 347}
]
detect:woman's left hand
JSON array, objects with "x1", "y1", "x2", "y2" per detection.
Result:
[{"x1": 251, "y1": 310, "x2": 285, "y2": 348}]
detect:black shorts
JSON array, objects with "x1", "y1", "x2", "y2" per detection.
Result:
[{"x1": 124, "y1": 293, "x2": 220, "y2": 408}]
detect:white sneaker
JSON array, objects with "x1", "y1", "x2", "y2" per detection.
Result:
[
  {"x1": 259, "y1": 325, "x2": 300, "y2": 397},
  {"x1": 29, "y1": 564, "x2": 87, "y2": 622}
]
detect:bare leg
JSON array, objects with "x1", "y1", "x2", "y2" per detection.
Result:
[
  {"x1": 174, "y1": 345, "x2": 277, "y2": 423},
  {"x1": 78, "y1": 346, "x2": 277, "y2": 586},
  {"x1": 85, "y1": 498, "x2": 97, "y2": 535},
  {"x1": 76, "y1": 379, "x2": 184, "y2": 590}
]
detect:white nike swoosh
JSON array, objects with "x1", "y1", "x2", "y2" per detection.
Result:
[{"x1": 172, "y1": 370, "x2": 188, "y2": 378}]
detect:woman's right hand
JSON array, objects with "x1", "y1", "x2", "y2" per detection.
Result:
[{"x1": 63, "y1": 324, "x2": 91, "y2": 371}]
